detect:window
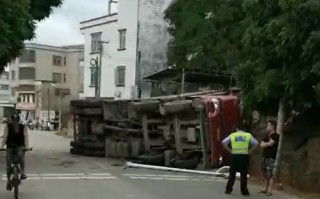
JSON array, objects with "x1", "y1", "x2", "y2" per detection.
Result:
[
  {"x1": 1, "y1": 73, "x2": 9, "y2": 80},
  {"x1": 52, "y1": 73, "x2": 62, "y2": 83},
  {"x1": 91, "y1": 32, "x2": 102, "y2": 53},
  {"x1": 11, "y1": 71, "x2": 15, "y2": 81},
  {"x1": 115, "y1": 66, "x2": 125, "y2": 86},
  {"x1": 0, "y1": 85, "x2": 9, "y2": 90},
  {"x1": 20, "y1": 50, "x2": 36, "y2": 63},
  {"x1": 63, "y1": 73, "x2": 66, "y2": 83},
  {"x1": 19, "y1": 67, "x2": 35, "y2": 80},
  {"x1": 119, "y1": 29, "x2": 126, "y2": 50},
  {"x1": 64, "y1": 57, "x2": 66, "y2": 66},
  {"x1": 53, "y1": 55, "x2": 62, "y2": 66},
  {"x1": 90, "y1": 67, "x2": 96, "y2": 86}
]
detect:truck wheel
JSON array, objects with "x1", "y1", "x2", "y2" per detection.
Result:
[
  {"x1": 171, "y1": 157, "x2": 199, "y2": 169},
  {"x1": 130, "y1": 101, "x2": 160, "y2": 112},
  {"x1": 83, "y1": 141, "x2": 105, "y2": 150},
  {"x1": 83, "y1": 108, "x2": 102, "y2": 115},
  {"x1": 192, "y1": 99, "x2": 205, "y2": 110},
  {"x1": 163, "y1": 100, "x2": 193, "y2": 114},
  {"x1": 138, "y1": 153, "x2": 164, "y2": 166},
  {"x1": 83, "y1": 149, "x2": 105, "y2": 157},
  {"x1": 70, "y1": 141, "x2": 83, "y2": 148},
  {"x1": 70, "y1": 147, "x2": 83, "y2": 155}
]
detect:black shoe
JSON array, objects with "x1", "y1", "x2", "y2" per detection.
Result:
[
  {"x1": 21, "y1": 174, "x2": 27, "y2": 180},
  {"x1": 225, "y1": 190, "x2": 232, "y2": 195},
  {"x1": 6, "y1": 181, "x2": 12, "y2": 191},
  {"x1": 242, "y1": 192, "x2": 250, "y2": 196}
]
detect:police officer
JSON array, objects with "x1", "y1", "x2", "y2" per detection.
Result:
[{"x1": 222, "y1": 123, "x2": 259, "y2": 196}]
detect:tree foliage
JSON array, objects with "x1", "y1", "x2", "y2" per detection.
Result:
[
  {"x1": 165, "y1": 0, "x2": 320, "y2": 114},
  {"x1": 0, "y1": 0, "x2": 62, "y2": 71},
  {"x1": 164, "y1": 0, "x2": 247, "y2": 72}
]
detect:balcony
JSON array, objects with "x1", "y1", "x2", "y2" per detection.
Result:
[
  {"x1": 19, "y1": 63, "x2": 36, "y2": 68},
  {"x1": 18, "y1": 79, "x2": 35, "y2": 86}
]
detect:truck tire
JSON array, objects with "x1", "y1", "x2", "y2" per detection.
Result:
[
  {"x1": 110, "y1": 141, "x2": 117, "y2": 157},
  {"x1": 83, "y1": 141, "x2": 105, "y2": 150},
  {"x1": 130, "y1": 101, "x2": 160, "y2": 112},
  {"x1": 192, "y1": 99, "x2": 205, "y2": 110},
  {"x1": 70, "y1": 147, "x2": 83, "y2": 155},
  {"x1": 171, "y1": 157, "x2": 199, "y2": 169},
  {"x1": 163, "y1": 100, "x2": 193, "y2": 114},
  {"x1": 70, "y1": 140, "x2": 83, "y2": 148},
  {"x1": 70, "y1": 99, "x2": 102, "y2": 108},
  {"x1": 83, "y1": 108, "x2": 102, "y2": 115},
  {"x1": 83, "y1": 149, "x2": 105, "y2": 157},
  {"x1": 138, "y1": 153, "x2": 164, "y2": 166},
  {"x1": 131, "y1": 139, "x2": 142, "y2": 158}
]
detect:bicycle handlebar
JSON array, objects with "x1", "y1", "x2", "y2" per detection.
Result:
[{"x1": 0, "y1": 147, "x2": 33, "y2": 152}]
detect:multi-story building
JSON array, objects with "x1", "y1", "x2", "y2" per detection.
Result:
[
  {"x1": 80, "y1": 0, "x2": 173, "y2": 99},
  {"x1": 9, "y1": 43, "x2": 84, "y2": 124},
  {"x1": 0, "y1": 71, "x2": 15, "y2": 118}
]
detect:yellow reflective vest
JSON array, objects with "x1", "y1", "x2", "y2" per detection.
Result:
[{"x1": 230, "y1": 131, "x2": 252, "y2": 154}]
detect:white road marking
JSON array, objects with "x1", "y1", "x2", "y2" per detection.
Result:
[
  {"x1": 2, "y1": 176, "x2": 117, "y2": 180},
  {"x1": 1, "y1": 173, "x2": 117, "y2": 181}
]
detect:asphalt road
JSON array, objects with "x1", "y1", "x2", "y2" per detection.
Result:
[{"x1": 0, "y1": 130, "x2": 303, "y2": 199}]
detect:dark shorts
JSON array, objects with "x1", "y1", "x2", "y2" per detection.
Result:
[{"x1": 262, "y1": 158, "x2": 275, "y2": 179}]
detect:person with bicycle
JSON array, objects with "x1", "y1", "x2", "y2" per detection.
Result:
[{"x1": 0, "y1": 113, "x2": 29, "y2": 191}]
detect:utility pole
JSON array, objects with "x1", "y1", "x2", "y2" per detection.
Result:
[
  {"x1": 47, "y1": 88, "x2": 50, "y2": 128},
  {"x1": 58, "y1": 90, "x2": 62, "y2": 132},
  {"x1": 90, "y1": 41, "x2": 109, "y2": 98},
  {"x1": 181, "y1": 68, "x2": 185, "y2": 94}
]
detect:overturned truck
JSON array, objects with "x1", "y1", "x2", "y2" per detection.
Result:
[{"x1": 70, "y1": 90, "x2": 240, "y2": 169}]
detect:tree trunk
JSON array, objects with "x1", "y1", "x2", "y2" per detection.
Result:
[{"x1": 273, "y1": 98, "x2": 286, "y2": 182}]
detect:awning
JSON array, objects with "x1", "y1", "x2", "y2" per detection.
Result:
[
  {"x1": 16, "y1": 102, "x2": 36, "y2": 110},
  {"x1": 143, "y1": 68, "x2": 235, "y2": 85}
]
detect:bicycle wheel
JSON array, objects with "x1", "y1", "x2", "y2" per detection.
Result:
[
  {"x1": 14, "y1": 185, "x2": 19, "y2": 199},
  {"x1": 12, "y1": 167, "x2": 20, "y2": 199}
]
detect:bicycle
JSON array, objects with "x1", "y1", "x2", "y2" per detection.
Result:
[{"x1": 0, "y1": 147, "x2": 32, "y2": 199}]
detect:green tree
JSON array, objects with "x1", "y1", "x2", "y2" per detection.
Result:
[
  {"x1": 164, "y1": 0, "x2": 246, "y2": 72},
  {"x1": 238, "y1": 0, "x2": 320, "y2": 179},
  {"x1": 165, "y1": 0, "x2": 320, "y2": 180},
  {"x1": 0, "y1": 0, "x2": 62, "y2": 71}
]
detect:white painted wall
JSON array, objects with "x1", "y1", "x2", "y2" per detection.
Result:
[
  {"x1": 81, "y1": 14, "x2": 118, "y2": 98},
  {"x1": 81, "y1": 0, "x2": 173, "y2": 99},
  {"x1": 81, "y1": 1, "x2": 139, "y2": 99}
]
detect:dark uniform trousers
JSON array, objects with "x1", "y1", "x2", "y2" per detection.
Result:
[{"x1": 226, "y1": 154, "x2": 250, "y2": 194}]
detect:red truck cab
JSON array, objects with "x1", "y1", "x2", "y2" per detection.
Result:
[{"x1": 203, "y1": 95, "x2": 240, "y2": 167}]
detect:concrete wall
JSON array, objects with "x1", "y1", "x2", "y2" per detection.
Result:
[
  {"x1": 249, "y1": 115, "x2": 320, "y2": 194},
  {"x1": 137, "y1": 0, "x2": 172, "y2": 98}
]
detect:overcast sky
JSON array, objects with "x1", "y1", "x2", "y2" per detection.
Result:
[{"x1": 31, "y1": 0, "x2": 110, "y2": 46}]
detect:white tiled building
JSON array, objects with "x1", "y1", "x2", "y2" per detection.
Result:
[
  {"x1": 9, "y1": 43, "x2": 84, "y2": 122},
  {"x1": 81, "y1": 0, "x2": 173, "y2": 99}
]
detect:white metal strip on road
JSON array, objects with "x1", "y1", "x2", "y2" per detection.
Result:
[
  {"x1": 124, "y1": 173, "x2": 227, "y2": 182},
  {"x1": 123, "y1": 174, "x2": 192, "y2": 178},
  {"x1": 129, "y1": 176, "x2": 190, "y2": 181}
]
